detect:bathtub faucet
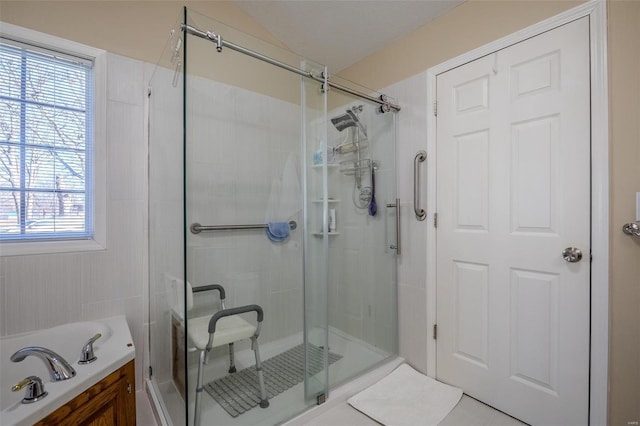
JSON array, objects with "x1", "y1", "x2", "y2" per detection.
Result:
[{"x1": 10, "y1": 346, "x2": 76, "y2": 381}]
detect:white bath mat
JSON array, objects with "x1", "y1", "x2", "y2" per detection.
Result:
[{"x1": 348, "y1": 364, "x2": 462, "y2": 426}]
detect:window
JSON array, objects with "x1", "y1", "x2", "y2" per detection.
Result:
[{"x1": 0, "y1": 23, "x2": 105, "y2": 255}]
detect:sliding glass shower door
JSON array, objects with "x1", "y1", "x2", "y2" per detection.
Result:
[
  {"x1": 301, "y1": 66, "x2": 329, "y2": 402},
  {"x1": 182, "y1": 9, "x2": 328, "y2": 426},
  {"x1": 324, "y1": 78, "x2": 398, "y2": 387},
  {"x1": 148, "y1": 7, "x2": 397, "y2": 426}
]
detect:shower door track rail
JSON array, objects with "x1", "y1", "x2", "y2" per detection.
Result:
[
  {"x1": 190, "y1": 220, "x2": 297, "y2": 234},
  {"x1": 183, "y1": 25, "x2": 401, "y2": 112}
]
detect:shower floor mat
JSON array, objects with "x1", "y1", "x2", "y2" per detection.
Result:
[{"x1": 204, "y1": 343, "x2": 342, "y2": 418}]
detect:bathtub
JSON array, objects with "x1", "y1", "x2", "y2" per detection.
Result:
[{"x1": 0, "y1": 316, "x2": 135, "y2": 426}]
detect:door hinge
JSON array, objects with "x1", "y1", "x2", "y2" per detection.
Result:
[
  {"x1": 149, "y1": 366, "x2": 153, "y2": 377},
  {"x1": 433, "y1": 100, "x2": 438, "y2": 116},
  {"x1": 127, "y1": 383, "x2": 132, "y2": 394},
  {"x1": 433, "y1": 324, "x2": 438, "y2": 340},
  {"x1": 434, "y1": 212, "x2": 438, "y2": 228}
]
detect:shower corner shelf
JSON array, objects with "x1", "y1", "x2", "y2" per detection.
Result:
[
  {"x1": 312, "y1": 199, "x2": 340, "y2": 204},
  {"x1": 312, "y1": 232, "x2": 340, "y2": 237},
  {"x1": 339, "y1": 158, "x2": 377, "y2": 176},
  {"x1": 312, "y1": 163, "x2": 339, "y2": 169}
]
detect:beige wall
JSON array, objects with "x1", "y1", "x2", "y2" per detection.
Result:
[
  {"x1": 0, "y1": 0, "x2": 379, "y2": 109},
  {"x1": 0, "y1": 1, "x2": 307, "y2": 103},
  {"x1": 339, "y1": 1, "x2": 639, "y2": 424},
  {"x1": 0, "y1": 1, "x2": 283, "y2": 65},
  {"x1": 607, "y1": 1, "x2": 640, "y2": 425},
  {"x1": 337, "y1": 0, "x2": 581, "y2": 90}
]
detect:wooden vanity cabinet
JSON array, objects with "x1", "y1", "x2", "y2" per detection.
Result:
[{"x1": 34, "y1": 360, "x2": 136, "y2": 426}]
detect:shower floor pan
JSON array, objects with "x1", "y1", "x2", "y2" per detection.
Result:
[{"x1": 153, "y1": 328, "x2": 394, "y2": 426}]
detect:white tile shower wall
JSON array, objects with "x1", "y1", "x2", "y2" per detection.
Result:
[
  {"x1": 182, "y1": 74, "x2": 304, "y2": 354},
  {"x1": 383, "y1": 72, "x2": 429, "y2": 373},
  {"x1": 0, "y1": 53, "x2": 149, "y2": 391}
]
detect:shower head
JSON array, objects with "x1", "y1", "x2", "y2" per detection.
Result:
[
  {"x1": 330, "y1": 112, "x2": 357, "y2": 132},
  {"x1": 330, "y1": 106, "x2": 367, "y2": 137}
]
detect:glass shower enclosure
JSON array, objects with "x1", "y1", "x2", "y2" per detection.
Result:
[{"x1": 148, "y1": 8, "x2": 398, "y2": 426}]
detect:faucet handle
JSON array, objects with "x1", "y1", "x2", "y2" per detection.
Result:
[
  {"x1": 79, "y1": 333, "x2": 102, "y2": 364},
  {"x1": 12, "y1": 376, "x2": 48, "y2": 404}
]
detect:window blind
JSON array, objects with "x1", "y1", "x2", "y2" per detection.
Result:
[{"x1": 0, "y1": 38, "x2": 94, "y2": 241}]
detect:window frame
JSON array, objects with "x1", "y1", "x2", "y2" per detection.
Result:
[{"x1": 0, "y1": 22, "x2": 106, "y2": 256}]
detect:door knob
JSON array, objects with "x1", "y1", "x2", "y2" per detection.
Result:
[{"x1": 562, "y1": 247, "x2": 582, "y2": 263}]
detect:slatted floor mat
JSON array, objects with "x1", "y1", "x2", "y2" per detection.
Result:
[{"x1": 204, "y1": 344, "x2": 342, "y2": 418}]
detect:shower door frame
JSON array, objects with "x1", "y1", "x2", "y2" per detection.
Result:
[{"x1": 178, "y1": 9, "x2": 402, "y2": 424}]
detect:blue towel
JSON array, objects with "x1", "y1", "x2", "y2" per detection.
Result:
[{"x1": 266, "y1": 222, "x2": 291, "y2": 242}]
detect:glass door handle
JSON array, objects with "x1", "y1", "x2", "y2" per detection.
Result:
[{"x1": 386, "y1": 198, "x2": 401, "y2": 255}]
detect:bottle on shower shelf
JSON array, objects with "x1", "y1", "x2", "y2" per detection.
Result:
[
  {"x1": 329, "y1": 209, "x2": 336, "y2": 233},
  {"x1": 313, "y1": 138, "x2": 335, "y2": 165}
]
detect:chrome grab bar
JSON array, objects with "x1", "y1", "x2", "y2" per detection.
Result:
[
  {"x1": 414, "y1": 151, "x2": 427, "y2": 221},
  {"x1": 386, "y1": 198, "x2": 401, "y2": 255},
  {"x1": 191, "y1": 220, "x2": 297, "y2": 234}
]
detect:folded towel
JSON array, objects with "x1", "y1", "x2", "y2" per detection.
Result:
[{"x1": 266, "y1": 222, "x2": 291, "y2": 242}]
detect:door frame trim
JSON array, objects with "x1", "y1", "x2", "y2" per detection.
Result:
[{"x1": 424, "y1": 2, "x2": 609, "y2": 424}]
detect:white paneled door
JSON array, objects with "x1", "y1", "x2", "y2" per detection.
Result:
[{"x1": 436, "y1": 18, "x2": 590, "y2": 425}]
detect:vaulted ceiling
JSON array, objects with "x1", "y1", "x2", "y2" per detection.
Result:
[{"x1": 233, "y1": 1, "x2": 464, "y2": 72}]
